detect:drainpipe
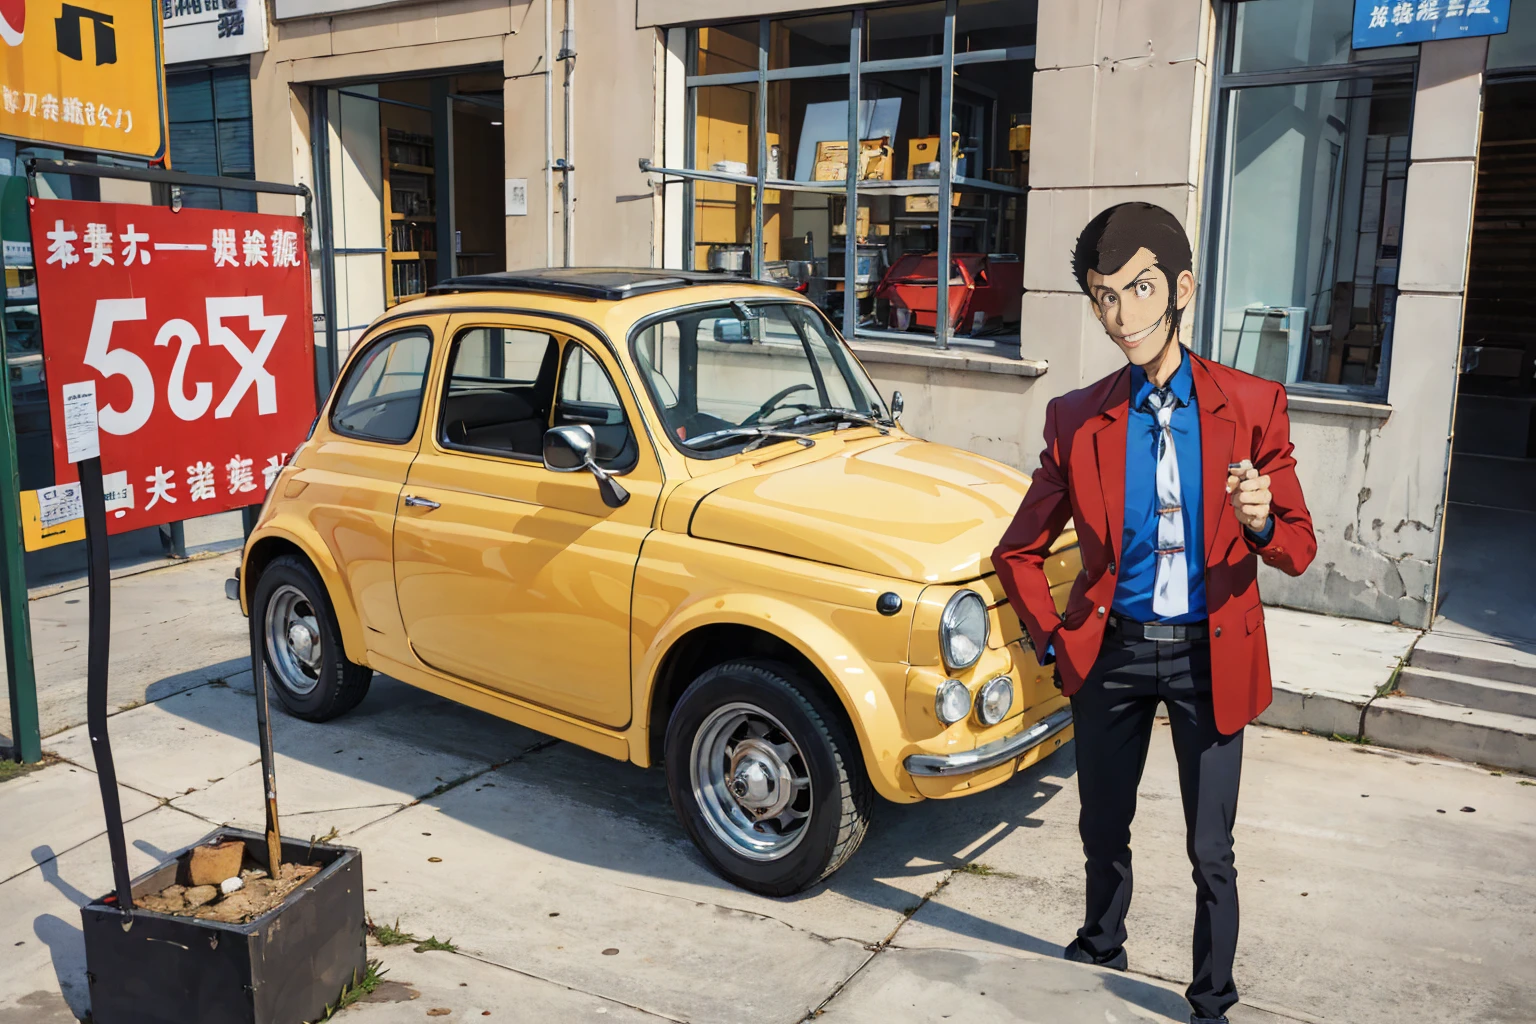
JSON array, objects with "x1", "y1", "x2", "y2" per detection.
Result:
[
  {"x1": 559, "y1": 0, "x2": 576, "y2": 266},
  {"x1": 544, "y1": 0, "x2": 554, "y2": 267}
]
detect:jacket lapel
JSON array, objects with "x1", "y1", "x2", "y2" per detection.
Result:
[
  {"x1": 1192, "y1": 354, "x2": 1237, "y2": 564},
  {"x1": 1086, "y1": 368, "x2": 1131, "y2": 563}
]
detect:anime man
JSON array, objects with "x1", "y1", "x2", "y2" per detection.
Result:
[{"x1": 991, "y1": 202, "x2": 1316, "y2": 1024}]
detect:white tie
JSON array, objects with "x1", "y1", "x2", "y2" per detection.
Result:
[{"x1": 1147, "y1": 388, "x2": 1189, "y2": 619}]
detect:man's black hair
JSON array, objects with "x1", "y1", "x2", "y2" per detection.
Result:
[{"x1": 1071, "y1": 202, "x2": 1193, "y2": 338}]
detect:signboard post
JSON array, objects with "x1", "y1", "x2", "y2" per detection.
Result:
[
  {"x1": 0, "y1": 2, "x2": 170, "y2": 763},
  {"x1": 30, "y1": 197, "x2": 317, "y2": 533},
  {"x1": 1353, "y1": 0, "x2": 1511, "y2": 49}
]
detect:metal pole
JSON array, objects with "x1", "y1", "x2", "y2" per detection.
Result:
[
  {"x1": 561, "y1": 0, "x2": 577, "y2": 266},
  {"x1": 843, "y1": 10, "x2": 862, "y2": 344},
  {"x1": 0, "y1": 184, "x2": 39, "y2": 765},
  {"x1": 80, "y1": 456, "x2": 132, "y2": 910},
  {"x1": 432, "y1": 77, "x2": 457, "y2": 282},
  {"x1": 753, "y1": 16, "x2": 768, "y2": 280},
  {"x1": 310, "y1": 90, "x2": 340, "y2": 391},
  {"x1": 936, "y1": 1, "x2": 956, "y2": 351},
  {"x1": 545, "y1": 0, "x2": 555, "y2": 267},
  {"x1": 250, "y1": 594, "x2": 283, "y2": 874}
]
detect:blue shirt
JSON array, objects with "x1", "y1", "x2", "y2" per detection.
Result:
[{"x1": 1114, "y1": 357, "x2": 1207, "y2": 624}]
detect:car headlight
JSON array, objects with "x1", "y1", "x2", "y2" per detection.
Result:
[
  {"x1": 940, "y1": 590, "x2": 988, "y2": 671},
  {"x1": 977, "y1": 676, "x2": 1014, "y2": 726},
  {"x1": 935, "y1": 679, "x2": 972, "y2": 726}
]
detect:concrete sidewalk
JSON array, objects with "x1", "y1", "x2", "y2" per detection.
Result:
[
  {"x1": 4, "y1": 615, "x2": 1534, "y2": 1022},
  {"x1": 3, "y1": 555, "x2": 1533, "y2": 1023}
]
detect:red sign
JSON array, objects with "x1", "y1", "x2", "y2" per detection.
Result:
[{"x1": 31, "y1": 198, "x2": 316, "y2": 534}]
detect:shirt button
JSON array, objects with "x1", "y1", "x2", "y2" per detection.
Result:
[
  {"x1": 1108, "y1": 562, "x2": 1117, "y2": 575},
  {"x1": 1215, "y1": 626, "x2": 1222, "y2": 638},
  {"x1": 1097, "y1": 606, "x2": 1106, "y2": 616}
]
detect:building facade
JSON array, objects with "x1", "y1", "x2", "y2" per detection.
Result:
[{"x1": 245, "y1": 0, "x2": 1535, "y2": 633}]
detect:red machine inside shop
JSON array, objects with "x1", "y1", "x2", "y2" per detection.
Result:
[{"x1": 875, "y1": 252, "x2": 1021, "y2": 337}]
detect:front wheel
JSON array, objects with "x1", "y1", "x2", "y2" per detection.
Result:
[{"x1": 664, "y1": 661, "x2": 872, "y2": 896}]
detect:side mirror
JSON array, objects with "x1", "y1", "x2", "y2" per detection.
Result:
[
  {"x1": 713, "y1": 319, "x2": 754, "y2": 344},
  {"x1": 890, "y1": 390, "x2": 904, "y2": 420},
  {"x1": 542, "y1": 424, "x2": 630, "y2": 508}
]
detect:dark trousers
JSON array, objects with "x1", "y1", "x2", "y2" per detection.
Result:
[{"x1": 1068, "y1": 628, "x2": 1244, "y2": 1021}]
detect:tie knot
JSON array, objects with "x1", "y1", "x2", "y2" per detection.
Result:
[{"x1": 1146, "y1": 387, "x2": 1176, "y2": 414}]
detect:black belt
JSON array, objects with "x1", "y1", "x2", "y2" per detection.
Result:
[{"x1": 1106, "y1": 614, "x2": 1208, "y2": 643}]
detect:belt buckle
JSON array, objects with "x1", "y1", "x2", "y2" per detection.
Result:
[{"x1": 1143, "y1": 623, "x2": 1179, "y2": 642}]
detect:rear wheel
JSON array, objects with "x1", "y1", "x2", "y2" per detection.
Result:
[
  {"x1": 665, "y1": 660, "x2": 872, "y2": 896},
  {"x1": 253, "y1": 554, "x2": 372, "y2": 721}
]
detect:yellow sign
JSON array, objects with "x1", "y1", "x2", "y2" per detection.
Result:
[
  {"x1": 0, "y1": 1, "x2": 167, "y2": 160},
  {"x1": 20, "y1": 487, "x2": 84, "y2": 551}
]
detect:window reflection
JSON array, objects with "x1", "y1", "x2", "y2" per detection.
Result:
[{"x1": 1215, "y1": 73, "x2": 1413, "y2": 388}]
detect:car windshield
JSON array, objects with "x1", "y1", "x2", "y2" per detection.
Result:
[{"x1": 630, "y1": 301, "x2": 889, "y2": 454}]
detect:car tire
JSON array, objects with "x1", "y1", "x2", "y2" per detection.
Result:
[
  {"x1": 665, "y1": 660, "x2": 872, "y2": 897},
  {"x1": 252, "y1": 554, "x2": 372, "y2": 722}
]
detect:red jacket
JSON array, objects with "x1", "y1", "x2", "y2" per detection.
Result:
[{"x1": 992, "y1": 353, "x2": 1316, "y2": 734}]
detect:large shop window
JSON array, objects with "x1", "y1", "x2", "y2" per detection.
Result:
[
  {"x1": 1202, "y1": 0, "x2": 1418, "y2": 398},
  {"x1": 659, "y1": 0, "x2": 1035, "y2": 350}
]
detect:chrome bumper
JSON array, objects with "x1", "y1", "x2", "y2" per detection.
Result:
[{"x1": 903, "y1": 707, "x2": 1074, "y2": 778}]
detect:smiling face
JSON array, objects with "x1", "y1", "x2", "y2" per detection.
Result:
[{"x1": 1085, "y1": 246, "x2": 1196, "y2": 369}]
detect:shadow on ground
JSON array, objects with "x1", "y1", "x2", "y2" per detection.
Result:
[{"x1": 121, "y1": 671, "x2": 1138, "y2": 1005}]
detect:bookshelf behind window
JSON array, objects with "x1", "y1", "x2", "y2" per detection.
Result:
[{"x1": 382, "y1": 126, "x2": 437, "y2": 305}]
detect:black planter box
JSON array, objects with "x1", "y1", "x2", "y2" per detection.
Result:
[{"x1": 81, "y1": 828, "x2": 366, "y2": 1024}]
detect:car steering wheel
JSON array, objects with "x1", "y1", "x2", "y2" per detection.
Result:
[{"x1": 742, "y1": 383, "x2": 816, "y2": 426}]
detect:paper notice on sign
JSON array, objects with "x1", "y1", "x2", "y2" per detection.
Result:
[
  {"x1": 3, "y1": 240, "x2": 30, "y2": 266},
  {"x1": 38, "y1": 483, "x2": 84, "y2": 529},
  {"x1": 62, "y1": 381, "x2": 100, "y2": 463},
  {"x1": 102, "y1": 471, "x2": 134, "y2": 516}
]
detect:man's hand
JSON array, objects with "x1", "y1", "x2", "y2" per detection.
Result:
[{"x1": 1226, "y1": 459, "x2": 1272, "y2": 532}]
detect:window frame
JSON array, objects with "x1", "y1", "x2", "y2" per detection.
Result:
[
  {"x1": 436, "y1": 324, "x2": 561, "y2": 464},
  {"x1": 328, "y1": 325, "x2": 435, "y2": 446},
  {"x1": 553, "y1": 340, "x2": 642, "y2": 474},
  {"x1": 667, "y1": 1, "x2": 1036, "y2": 351},
  {"x1": 1195, "y1": 0, "x2": 1421, "y2": 404}
]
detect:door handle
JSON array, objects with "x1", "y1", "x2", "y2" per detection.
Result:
[{"x1": 403, "y1": 495, "x2": 440, "y2": 510}]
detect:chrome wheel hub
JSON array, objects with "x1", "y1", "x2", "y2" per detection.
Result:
[
  {"x1": 728, "y1": 738, "x2": 795, "y2": 818},
  {"x1": 265, "y1": 584, "x2": 323, "y2": 696},
  {"x1": 691, "y1": 702, "x2": 813, "y2": 862}
]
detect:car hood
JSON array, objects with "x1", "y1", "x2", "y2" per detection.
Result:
[{"x1": 687, "y1": 438, "x2": 1030, "y2": 583}]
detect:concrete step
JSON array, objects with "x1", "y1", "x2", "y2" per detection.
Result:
[
  {"x1": 1408, "y1": 630, "x2": 1536, "y2": 688},
  {"x1": 1363, "y1": 693, "x2": 1536, "y2": 774},
  {"x1": 1395, "y1": 665, "x2": 1536, "y2": 719}
]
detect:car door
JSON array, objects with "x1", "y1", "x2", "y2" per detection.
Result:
[
  {"x1": 303, "y1": 322, "x2": 437, "y2": 653},
  {"x1": 391, "y1": 313, "x2": 662, "y2": 728}
]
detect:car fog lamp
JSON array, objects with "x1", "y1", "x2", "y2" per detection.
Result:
[
  {"x1": 977, "y1": 676, "x2": 1014, "y2": 726},
  {"x1": 940, "y1": 590, "x2": 988, "y2": 671},
  {"x1": 935, "y1": 679, "x2": 972, "y2": 726}
]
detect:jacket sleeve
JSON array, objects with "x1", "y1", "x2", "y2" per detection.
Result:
[
  {"x1": 992, "y1": 398, "x2": 1074, "y2": 658},
  {"x1": 1242, "y1": 383, "x2": 1316, "y2": 576}
]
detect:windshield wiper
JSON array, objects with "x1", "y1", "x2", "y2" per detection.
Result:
[
  {"x1": 685, "y1": 427, "x2": 817, "y2": 453},
  {"x1": 777, "y1": 407, "x2": 892, "y2": 433}
]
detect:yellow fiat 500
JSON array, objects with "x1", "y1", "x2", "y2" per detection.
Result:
[{"x1": 236, "y1": 268, "x2": 1079, "y2": 896}]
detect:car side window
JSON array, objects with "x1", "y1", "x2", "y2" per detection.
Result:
[
  {"x1": 439, "y1": 327, "x2": 559, "y2": 459},
  {"x1": 554, "y1": 344, "x2": 638, "y2": 472},
  {"x1": 330, "y1": 329, "x2": 432, "y2": 443}
]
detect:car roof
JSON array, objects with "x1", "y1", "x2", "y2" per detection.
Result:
[{"x1": 426, "y1": 267, "x2": 794, "y2": 302}]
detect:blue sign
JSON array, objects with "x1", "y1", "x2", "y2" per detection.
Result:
[{"x1": 1354, "y1": 0, "x2": 1510, "y2": 48}]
